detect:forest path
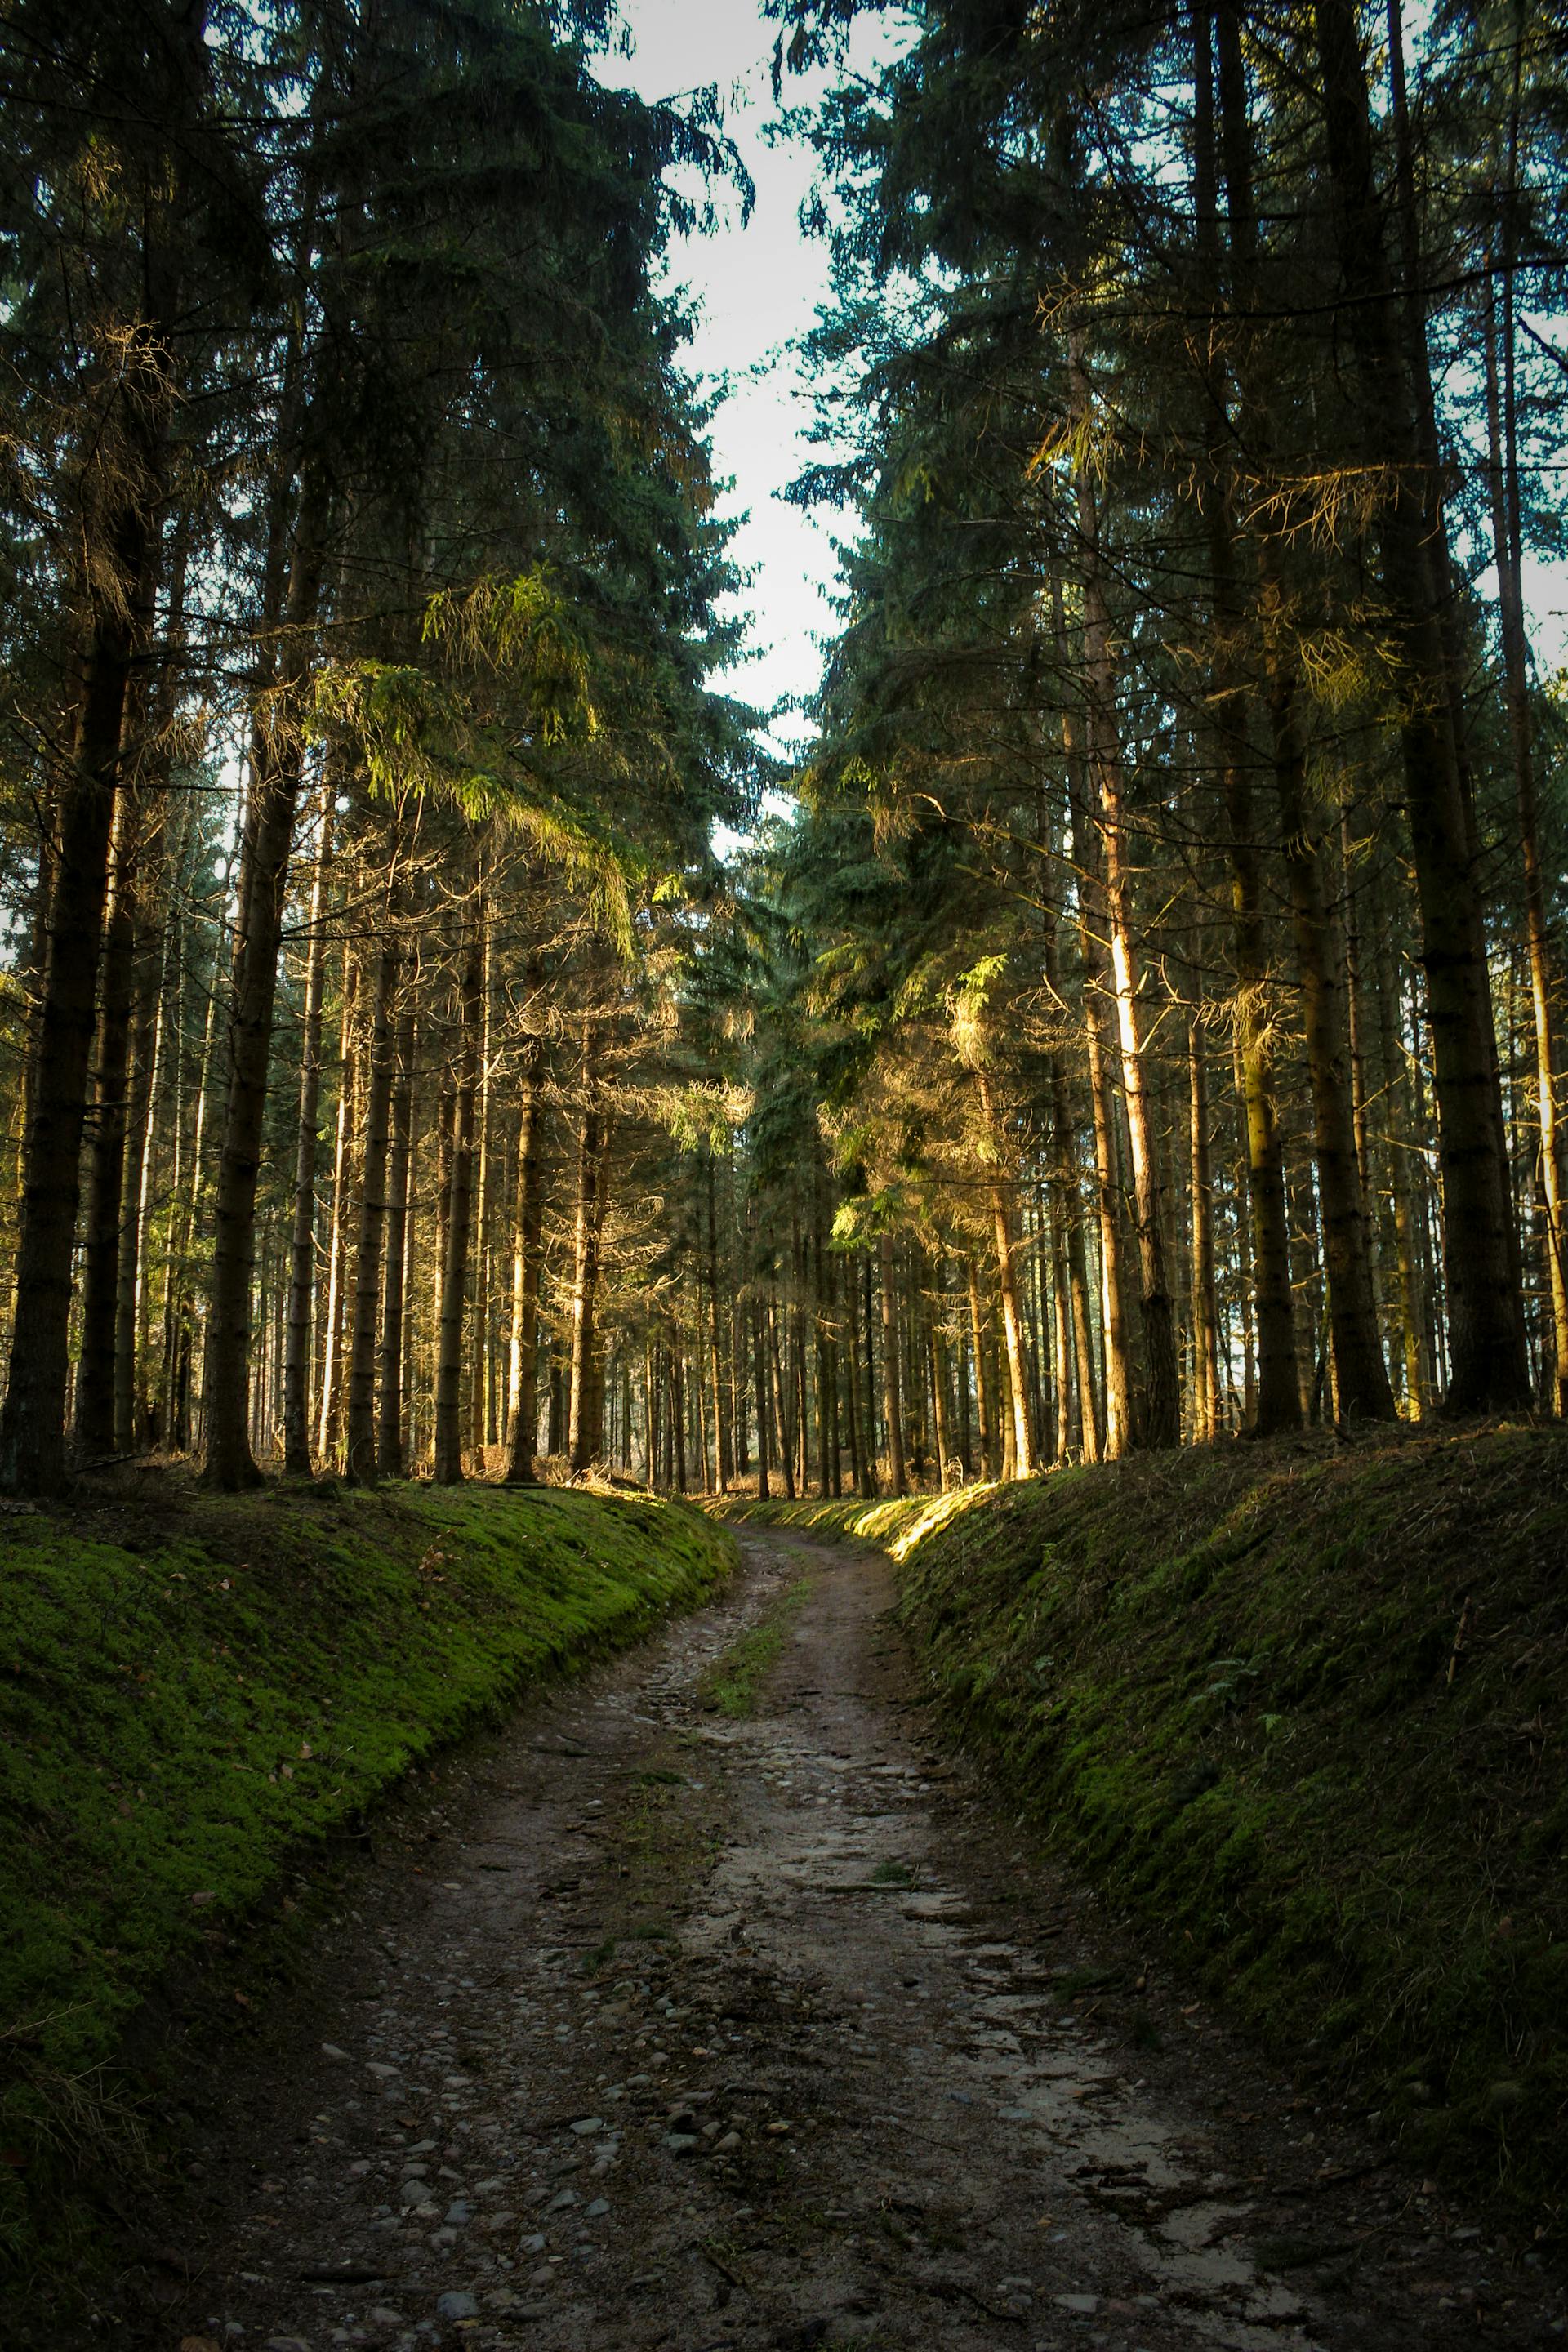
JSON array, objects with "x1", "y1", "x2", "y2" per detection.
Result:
[{"x1": 151, "y1": 1529, "x2": 1557, "y2": 2352}]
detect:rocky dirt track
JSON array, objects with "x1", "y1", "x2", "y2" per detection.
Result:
[{"x1": 140, "y1": 1527, "x2": 1565, "y2": 2352}]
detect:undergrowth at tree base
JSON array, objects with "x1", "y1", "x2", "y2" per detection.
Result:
[
  {"x1": 0, "y1": 1472, "x2": 735, "y2": 2291},
  {"x1": 724, "y1": 1423, "x2": 1568, "y2": 2233}
]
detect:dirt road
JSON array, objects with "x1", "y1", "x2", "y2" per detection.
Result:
[{"x1": 143, "y1": 1529, "x2": 1561, "y2": 2352}]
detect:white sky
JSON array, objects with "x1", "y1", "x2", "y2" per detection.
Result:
[{"x1": 601, "y1": 0, "x2": 869, "y2": 765}]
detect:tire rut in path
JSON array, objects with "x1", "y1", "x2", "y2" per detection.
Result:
[{"x1": 152, "y1": 1530, "x2": 1561, "y2": 2352}]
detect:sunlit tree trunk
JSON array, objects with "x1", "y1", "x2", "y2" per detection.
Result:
[
  {"x1": 1187, "y1": 1004, "x2": 1223, "y2": 1442},
  {"x1": 878, "y1": 1232, "x2": 906, "y2": 1494},
  {"x1": 1058, "y1": 585, "x2": 1135, "y2": 1456},
  {"x1": 1069, "y1": 336, "x2": 1179, "y2": 1447}
]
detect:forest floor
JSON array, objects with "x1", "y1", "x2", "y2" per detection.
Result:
[{"x1": 104, "y1": 1521, "x2": 1565, "y2": 2352}]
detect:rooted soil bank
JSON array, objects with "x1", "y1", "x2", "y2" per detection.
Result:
[{"x1": 112, "y1": 1530, "x2": 1564, "y2": 2352}]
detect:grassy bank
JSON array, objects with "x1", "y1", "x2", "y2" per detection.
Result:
[
  {"x1": 0, "y1": 1474, "x2": 734, "y2": 2268},
  {"x1": 726, "y1": 1428, "x2": 1568, "y2": 2221}
]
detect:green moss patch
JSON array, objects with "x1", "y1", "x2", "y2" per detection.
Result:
[
  {"x1": 699, "y1": 1576, "x2": 812, "y2": 1716},
  {"x1": 750, "y1": 1429, "x2": 1568, "y2": 2225},
  {"x1": 0, "y1": 1477, "x2": 733, "y2": 2266}
]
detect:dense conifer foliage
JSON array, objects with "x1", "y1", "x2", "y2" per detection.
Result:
[
  {"x1": 0, "y1": 0, "x2": 758, "y2": 1492},
  {"x1": 1, "y1": 0, "x2": 1566, "y2": 1494}
]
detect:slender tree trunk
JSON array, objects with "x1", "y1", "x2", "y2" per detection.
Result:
[
  {"x1": 469, "y1": 922, "x2": 493, "y2": 1462},
  {"x1": 1209, "y1": 0, "x2": 1304, "y2": 1436},
  {"x1": 201, "y1": 474, "x2": 330, "y2": 1486},
  {"x1": 1187, "y1": 1006, "x2": 1223, "y2": 1441},
  {"x1": 670, "y1": 1344, "x2": 687, "y2": 1493},
  {"x1": 764, "y1": 1298, "x2": 795, "y2": 1500},
  {"x1": 752, "y1": 1299, "x2": 772, "y2": 1499},
  {"x1": 1273, "y1": 722, "x2": 1396, "y2": 1418},
  {"x1": 1069, "y1": 345, "x2": 1179, "y2": 1447},
  {"x1": 162, "y1": 893, "x2": 224, "y2": 1447},
  {"x1": 1341, "y1": 811, "x2": 1373, "y2": 1192},
  {"x1": 708, "y1": 1156, "x2": 733, "y2": 1490},
  {"x1": 1482, "y1": 261, "x2": 1567, "y2": 1410},
  {"x1": 315, "y1": 944, "x2": 359, "y2": 1465},
  {"x1": 282, "y1": 782, "x2": 333, "y2": 1473},
  {"x1": 345, "y1": 910, "x2": 400, "y2": 1481},
  {"x1": 433, "y1": 921, "x2": 483, "y2": 1484},
  {"x1": 878, "y1": 1232, "x2": 906, "y2": 1494},
  {"x1": 977, "y1": 1076, "x2": 1036, "y2": 1477},
  {"x1": 503, "y1": 970, "x2": 546, "y2": 1483},
  {"x1": 378, "y1": 1001, "x2": 414, "y2": 1477},
  {"x1": 116, "y1": 895, "x2": 166, "y2": 1450},
  {"x1": 1040, "y1": 861, "x2": 1102, "y2": 1461},
  {"x1": 966, "y1": 1254, "x2": 998, "y2": 1477},
  {"x1": 567, "y1": 1021, "x2": 609, "y2": 1474},
  {"x1": 1057, "y1": 581, "x2": 1136, "y2": 1456},
  {"x1": 75, "y1": 768, "x2": 150, "y2": 1457},
  {"x1": 927, "y1": 1250, "x2": 955, "y2": 1486}
]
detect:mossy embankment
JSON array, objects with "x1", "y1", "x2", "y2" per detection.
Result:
[
  {"x1": 0, "y1": 1474, "x2": 734, "y2": 2267},
  {"x1": 724, "y1": 1427, "x2": 1568, "y2": 2221}
]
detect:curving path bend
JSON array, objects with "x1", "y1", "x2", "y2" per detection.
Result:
[{"x1": 141, "y1": 1528, "x2": 1563, "y2": 2352}]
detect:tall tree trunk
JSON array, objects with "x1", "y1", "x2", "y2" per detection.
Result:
[
  {"x1": 567, "y1": 1021, "x2": 608, "y2": 1475},
  {"x1": 966, "y1": 1254, "x2": 998, "y2": 1478},
  {"x1": 1273, "y1": 715, "x2": 1396, "y2": 1419},
  {"x1": 1041, "y1": 866, "x2": 1102, "y2": 1462},
  {"x1": 282, "y1": 782, "x2": 333, "y2": 1473},
  {"x1": 978, "y1": 1077, "x2": 1037, "y2": 1478},
  {"x1": 345, "y1": 909, "x2": 400, "y2": 1481},
  {"x1": 116, "y1": 893, "x2": 166, "y2": 1450},
  {"x1": 74, "y1": 784, "x2": 148, "y2": 1456},
  {"x1": 1312, "y1": 0, "x2": 1530, "y2": 1410},
  {"x1": 1203, "y1": 0, "x2": 1303, "y2": 1436},
  {"x1": 708, "y1": 1156, "x2": 733, "y2": 1490},
  {"x1": 1187, "y1": 1005, "x2": 1223, "y2": 1442},
  {"x1": 752, "y1": 1299, "x2": 772, "y2": 1499},
  {"x1": 1069, "y1": 340, "x2": 1179, "y2": 1446},
  {"x1": 1057, "y1": 579, "x2": 1136, "y2": 1455},
  {"x1": 315, "y1": 942, "x2": 359, "y2": 1464},
  {"x1": 878, "y1": 1232, "x2": 906, "y2": 1494},
  {"x1": 162, "y1": 891, "x2": 225, "y2": 1447},
  {"x1": 502, "y1": 969, "x2": 546, "y2": 1483},
  {"x1": 927, "y1": 1248, "x2": 955, "y2": 1486},
  {"x1": 378, "y1": 1001, "x2": 415, "y2": 1477},
  {"x1": 201, "y1": 473, "x2": 330, "y2": 1486},
  {"x1": 433, "y1": 921, "x2": 483, "y2": 1484},
  {"x1": 670, "y1": 1343, "x2": 687, "y2": 1493},
  {"x1": 1205, "y1": 0, "x2": 1391, "y2": 1423},
  {"x1": 1482, "y1": 248, "x2": 1567, "y2": 1411},
  {"x1": 767, "y1": 1296, "x2": 796, "y2": 1499},
  {"x1": 0, "y1": 503, "x2": 158, "y2": 1490},
  {"x1": 469, "y1": 920, "x2": 493, "y2": 1461}
]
